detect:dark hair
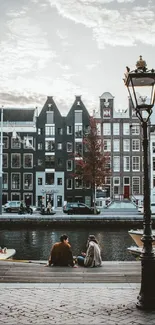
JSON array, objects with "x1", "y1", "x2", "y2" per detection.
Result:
[
  {"x1": 60, "y1": 234, "x2": 68, "y2": 242},
  {"x1": 88, "y1": 235, "x2": 98, "y2": 244}
]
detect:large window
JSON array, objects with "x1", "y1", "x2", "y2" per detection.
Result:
[
  {"x1": 11, "y1": 137, "x2": 21, "y2": 149},
  {"x1": 67, "y1": 126, "x2": 72, "y2": 135},
  {"x1": 45, "y1": 173, "x2": 54, "y2": 185},
  {"x1": 131, "y1": 124, "x2": 140, "y2": 135},
  {"x1": 45, "y1": 126, "x2": 55, "y2": 136},
  {"x1": 11, "y1": 173, "x2": 20, "y2": 190},
  {"x1": 75, "y1": 142, "x2": 83, "y2": 156},
  {"x1": 75, "y1": 125, "x2": 82, "y2": 138},
  {"x1": 3, "y1": 154, "x2": 8, "y2": 168},
  {"x1": 123, "y1": 139, "x2": 130, "y2": 151},
  {"x1": 46, "y1": 111, "x2": 54, "y2": 124},
  {"x1": 45, "y1": 155, "x2": 55, "y2": 169},
  {"x1": 23, "y1": 173, "x2": 33, "y2": 190},
  {"x1": 123, "y1": 123, "x2": 130, "y2": 135},
  {"x1": 67, "y1": 179, "x2": 72, "y2": 189},
  {"x1": 132, "y1": 156, "x2": 140, "y2": 171},
  {"x1": 3, "y1": 137, "x2": 9, "y2": 149},
  {"x1": 11, "y1": 153, "x2": 21, "y2": 168},
  {"x1": 2, "y1": 173, "x2": 8, "y2": 189},
  {"x1": 113, "y1": 139, "x2": 120, "y2": 152},
  {"x1": 113, "y1": 123, "x2": 120, "y2": 135},
  {"x1": 132, "y1": 177, "x2": 140, "y2": 195},
  {"x1": 113, "y1": 156, "x2": 120, "y2": 172},
  {"x1": 132, "y1": 139, "x2": 140, "y2": 151},
  {"x1": 103, "y1": 123, "x2": 111, "y2": 135},
  {"x1": 75, "y1": 178, "x2": 82, "y2": 189},
  {"x1": 75, "y1": 110, "x2": 82, "y2": 123},
  {"x1": 45, "y1": 140, "x2": 55, "y2": 151},
  {"x1": 124, "y1": 156, "x2": 130, "y2": 171},
  {"x1": 24, "y1": 154, "x2": 33, "y2": 168},
  {"x1": 67, "y1": 160, "x2": 73, "y2": 171},
  {"x1": 103, "y1": 140, "x2": 111, "y2": 152},
  {"x1": 67, "y1": 142, "x2": 73, "y2": 152}
]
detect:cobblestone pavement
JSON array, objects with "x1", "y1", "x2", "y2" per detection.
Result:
[{"x1": 0, "y1": 284, "x2": 155, "y2": 324}]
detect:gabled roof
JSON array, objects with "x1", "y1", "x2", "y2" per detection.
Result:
[
  {"x1": 100, "y1": 92, "x2": 114, "y2": 99},
  {"x1": 0, "y1": 108, "x2": 35, "y2": 122}
]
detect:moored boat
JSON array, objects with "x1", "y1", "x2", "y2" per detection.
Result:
[
  {"x1": 128, "y1": 229, "x2": 155, "y2": 247},
  {"x1": 0, "y1": 248, "x2": 16, "y2": 260}
]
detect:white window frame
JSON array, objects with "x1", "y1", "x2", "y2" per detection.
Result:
[
  {"x1": 103, "y1": 139, "x2": 111, "y2": 152},
  {"x1": 103, "y1": 123, "x2": 111, "y2": 135},
  {"x1": 132, "y1": 139, "x2": 140, "y2": 151},
  {"x1": 131, "y1": 124, "x2": 140, "y2": 135},
  {"x1": 113, "y1": 156, "x2": 120, "y2": 172},
  {"x1": 23, "y1": 173, "x2": 33, "y2": 190},
  {"x1": 123, "y1": 156, "x2": 130, "y2": 172},
  {"x1": 132, "y1": 156, "x2": 140, "y2": 171},
  {"x1": 2, "y1": 172, "x2": 8, "y2": 190},
  {"x1": 113, "y1": 139, "x2": 120, "y2": 152},
  {"x1": 113, "y1": 177, "x2": 120, "y2": 185},
  {"x1": 123, "y1": 139, "x2": 130, "y2": 152},
  {"x1": 23, "y1": 153, "x2": 33, "y2": 168},
  {"x1": 11, "y1": 153, "x2": 21, "y2": 168},
  {"x1": 67, "y1": 142, "x2": 73, "y2": 152},
  {"x1": 123, "y1": 123, "x2": 130, "y2": 135},
  {"x1": 113, "y1": 123, "x2": 120, "y2": 135},
  {"x1": 11, "y1": 173, "x2": 20, "y2": 190},
  {"x1": 66, "y1": 179, "x2": 72, "y2": 189},
  {"x1": 132, "y1": 177, "x2": 140, "y2": 195},
  {"x1": 66, "y1": 160, "x2": 73, "y2": 171}
]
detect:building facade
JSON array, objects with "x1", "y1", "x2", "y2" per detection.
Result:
[{"x1": 1, "y1": 92, "x2": 145, "y2": 208}]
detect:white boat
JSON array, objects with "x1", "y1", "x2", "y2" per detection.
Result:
[
  {"x1": 128, "y1": 229, "x2": 155, "y2": 247},
  {"x1": 0, "y1": 248, "x2": 16, "y2": 260}
]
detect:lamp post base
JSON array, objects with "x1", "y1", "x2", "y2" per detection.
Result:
[{"x1": 136, "y1": 256, "x2": 155, "y2": 310}]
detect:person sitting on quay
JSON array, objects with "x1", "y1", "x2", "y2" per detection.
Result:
[
  {"x1": 77, "y1": 235, "x2": 102, "y2": 267},
  {"x1": 47, "y1": 234, "x2": 77, "y2": 267}
]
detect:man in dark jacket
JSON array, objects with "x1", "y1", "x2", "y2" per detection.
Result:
[{"x1": 47, "y1": 234, "x2": 75, "y2": 267}]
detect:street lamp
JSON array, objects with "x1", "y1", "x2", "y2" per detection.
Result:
[
  {"x1": 124, "y1": 56, "x2": 155, "y2": 310},
  {"x1": 0, "y1": 106, "x2": 3, "y2": 215}
]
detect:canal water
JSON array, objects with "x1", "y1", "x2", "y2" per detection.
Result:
[{"x1": 0, "y1": 227, "x2": 136, "y2": 261}]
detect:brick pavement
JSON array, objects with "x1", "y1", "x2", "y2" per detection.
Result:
[{"x1": 0, "y1": 284, "x2": 155, "y2": 324}]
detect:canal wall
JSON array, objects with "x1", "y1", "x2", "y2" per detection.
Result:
[{"x1": 0, "y1": 214, "x2": 155, "y2": 228}]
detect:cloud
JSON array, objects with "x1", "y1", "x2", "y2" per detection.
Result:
[{"x1": 47, "y1": 0, "x2": 155, "y2": 47}]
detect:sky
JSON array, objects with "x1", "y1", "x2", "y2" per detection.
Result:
[{"x1": 0, "y1": 0, "x2": 155, "y2": 115}]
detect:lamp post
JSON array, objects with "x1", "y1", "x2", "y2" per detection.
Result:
[
  {"x1": 0, "y1": 106, "x2": 3, "y2": 215},
  {"x1": 124, "y1": 56, "x2": 155, "y2": 310}
]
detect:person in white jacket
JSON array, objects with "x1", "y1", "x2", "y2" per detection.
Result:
[{"x1": 77, "y1": 235, "x2": 102, "y2": 267}]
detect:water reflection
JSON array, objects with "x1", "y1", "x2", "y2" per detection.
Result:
[{"x1": 0, "y1": 228, "x2": 136, "y2": 261}]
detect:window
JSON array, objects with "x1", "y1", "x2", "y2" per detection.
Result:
[
  {"x1": 45, "y1": 155, "x2": 55, "y2": 168},
  {"x1": 75, "y1": 142, "x2": 82, "y2": 155},
  {"x1": 46, "y1": 111, "x2": 54, "y2": 124},
  {"x1": 38, "y1": 177, "x2": 42, "y2": 185},
  {"x1": 11, "y1": 173, "x2": 20, "y2": 190},
  {"x1": 96, "y1": 123, "x2": 101, "y2": 136},
  {"x1": 75, "y1": 178, "x2": 82, "y2": 189},
  {"x1": 132, "y1": 177, "x2": 140, "y2": 194},
  {"x1": 57, "y1": 142, "x2": 62, "y2": 150},
  {"x1": 124, "y1": 157, "x2": 130, "y2": 171},
  {"x1": 113, "y1": 156, "x2": 120, "y2": 172},
  {"x1": 67, "y1": 142, "x2": 73, "y2": 152},
  {"x1": 58, "y1": 158, "x2": 63, "y2": 167},
  {"x1": 67, "y1": 126, "x2": 72, "y2": 135},
  {"x1": 152, "y1": 142, "x2": 155, "y2": 153},
  {"x1": 45, "y1": 173, "x2": 54, "y2": 185},
  {"x1": 38, "y1": 158, "x2": 43, "y2": 166},
  {"x1": 67, "y1": 160, "x2": 73, "y2": 171},
  {"x1": 124, "y1": 177, "x2": 130, "y2": 185},
  {"x1": 38, "y1": 128, "x2": 43, "y2": 135},
  {"x1": 3, "y1": 137, "x2": 9, "y2": 149},
  {"x1": 67, "y1": 179, "x2": 72, "y2": 189},
  {"x1": 132, "y1": 139, "x2": 140, "y2": 151},
  {"x1": 113, "y1": 139, "x2": 120, "y2": 152},
  {"x1": 24, "y1": 154, "x2": 33, "y2": 168},
  {"x1": 23, "y1": 137, "x2": 33, "y2": 149},
  {"x1": 58, "y1": 128, "x2": 63, "y2": 135},
  {"x1": 75, "y1": 125, "x2": 82, "y2": 138},
  {"x1": 3, "y1": 154, "x2": 8, "y2": 168},
  {"x1": 57, "y1": 178, "x2": 62, "y2": 185},
  {"x1": 132, "y1": 156, "x2": 140, "y2": 171},
  {"x1": 57, "y1": 195, "x2": 62, "y2": 207},
  {"x1": 11, "y1": 137, "x2": 21, "y2": 149},
  {"x1": 11, "y1": 193, "x2": 20, "y2": 201},
  {"x1": 38, "y1": 142, "x2": 43, "y2": 150},
  {"x1": 45, "y1": 140, "x2": 55, "y2": 151},
  {"x1": 113, "y1": 177, "x2": 120, "y2": 185},
  {"x1": 11, "y1": 153, "x2": 21, "y2": 168},
  {"x1": 75, "y1": 110, "x2": 82, "y2": 123},
  {"x1": 123, "y1": 139, "x2": 130, "y2": 151},
  {"x1": 131, "y1": 124, "x2": 140, "y2": 135},
  {"x1": 2, "y1": 173, "x2": 8, "y2": 189},
  {"x1": 45, "y1": 126, "x2": 55, "y2": 136},
  {"x1": 113, "y1": 123, "x2": 120, "y2": 135},
  {"x1": 103, "y1": 140, "x2": 111, "y2": 152},
  {"x1": 153, "y1": 157, "x2": 155, "y2": 171},
  {"x1": 103, "y1": 123, "x2": 111, "y2": 135},
  {"x1": 23, "y1": 173, "x2": 33, "y2": 190},
  {"x1": 123, "y1": 123, "x2": 130, "y2": 135}
]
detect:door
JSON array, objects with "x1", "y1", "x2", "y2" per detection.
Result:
[{"x1": 124, "y1": 186, "x2": 129, "y2": 199}]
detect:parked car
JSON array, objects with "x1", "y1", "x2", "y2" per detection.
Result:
[
  {"x1": 63, "y1": 202, "x2": 100, "y2": 215},
  {"x1": 4, "y1": 201, "x2": 33, "y2": 214},
  {"x1": 138, "y1": 203, "x2": 155, "y2": 214}
]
